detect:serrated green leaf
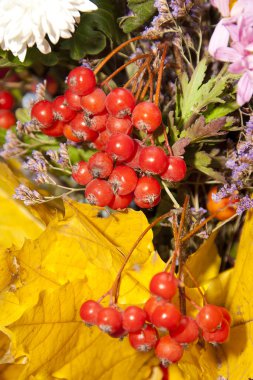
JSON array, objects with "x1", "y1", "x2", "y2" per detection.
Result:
[
  {"x1": 118, "y1": 0, "x2": 156, "y2": 33},
  {"x1": 205, "y1": 101, "x2": 239, "y2": 122},
  {"x1": 193, "y1": 151, "x2": 212, "y2": 167}
]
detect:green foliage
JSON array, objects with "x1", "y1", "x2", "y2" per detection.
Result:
[
  {"x1": 0, "y1": 48, "x2": 58, "y2": 68},
  {"x1": 119, "y1": 0, "x2": 156, "y2": 33}
]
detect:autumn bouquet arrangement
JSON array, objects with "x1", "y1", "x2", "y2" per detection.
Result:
[{"x1": 0, "y1": 0, "x2": 253, "y2": 379}]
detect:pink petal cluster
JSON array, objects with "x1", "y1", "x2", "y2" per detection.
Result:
[{"x1": 209, "y1": 0, "x2": 253, "y2": 106}]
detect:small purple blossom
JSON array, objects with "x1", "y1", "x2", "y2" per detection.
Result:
[
  {"x1": 236, "y1": 195, "x2": 253, "y2": 215},
  {"x1": 13, "y1": 184, "x2": 43, "y2": 205},
  {"x1": 23, "y1": 151, "x2": 48, "y2": 173}
]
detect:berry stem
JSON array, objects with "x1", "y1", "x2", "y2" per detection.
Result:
[
  {"x1": 123, "y1": 59, "x2": 149, "y2": 89},
  {"x1": 154, "y1": 44, "x2": 168, "y2": 106},
  {"x1": 181, "y1": 210, "x2": 221, "y2": 243},
  {"x1": 147, "y1": 64, "x2": 154, "y2": 101},
  {"x1": 183, "y1": 263, "x2": 207, "y2": 303},
  {"x1": 182, "y1": 292, "x2": 202, "y2": 311},
  {"x1": 162, "y1": 123, "x2": 173, "y2": 156}
]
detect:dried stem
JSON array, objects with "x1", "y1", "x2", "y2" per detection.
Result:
[
  {"x1": 154, "y1": 44, "x2": 168, "y2": 106},
  {"x1": 183, "y1": 263, "x2": 207, "y2": 303}
]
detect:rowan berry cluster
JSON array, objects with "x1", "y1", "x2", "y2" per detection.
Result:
[
  {"x1": 80, "y1": 271, "x2": 231, "y2": 366},
  {"x1": 30, "y1": 66, "x2": 187, "y2": 209},
  {"x1": 0, "y1": 90, "x2": 16, "y2": 129}
]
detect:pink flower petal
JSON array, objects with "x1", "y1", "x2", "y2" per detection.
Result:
[
  {"x1": 214, "y1": 47, "x2": 242, "y2": 62},
  {"x1": 237, "y1": 71, "x2": 253, "y2": 106},
  {"x1": 208, "y1": 20, "x2": 230, "y2": 56},
  {"x1": 211, "y1": 0, "x2": 230, "y2": 17},
  {"x1": 228, "y1": 61, "x2": 246, "y2": 74}
]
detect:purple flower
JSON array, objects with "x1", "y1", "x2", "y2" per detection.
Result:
[{"x1": 236, "y1": 195, "x2": 253, "y2": 214}]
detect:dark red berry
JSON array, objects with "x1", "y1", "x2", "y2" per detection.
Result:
[
  {"x1": 0, "y1": 110, "x2": 15, "y2": 129},
  {"x1": 0, "y1": 90, "x2": 14, "y2": 110},
  {"x1": 67, "y1": 66, "x2": 96, "y2": 96},
  {"x1": 108, "y1": 193, "x2": 133, "y2": 210},
  {"x1": 63, "y1": 124, "x2": 83, "y2": 142},
  {"x1": 161, "y1": 156, "x2": 187, "y2": 182},
  {"x1": 80, "y1": 300, "x2": 102, "y2": 326},
  {"x1": 90, "y1": 111, "x2": 108, "y2": 132},
  {"x1": 170, "y1": 316, "x2": 199, "y2": 344},
  {"x1": 43, "y1": 120, "x2": 65, "y2": 137}
]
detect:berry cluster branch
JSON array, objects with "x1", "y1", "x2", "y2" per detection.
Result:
[{"x1": 154, "y1": 44, "x2": 168, "y2": 106}]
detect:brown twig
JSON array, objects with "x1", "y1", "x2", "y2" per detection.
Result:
[{"x1": 154, "y1": 44, "x2": 168, "y2": 106}]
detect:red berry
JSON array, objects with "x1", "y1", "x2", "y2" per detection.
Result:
[
  {"x1": 108, "y1": 193, "x2": 133, "y2": 210},
  {"x1": 85, "y1": 179, "x2": 114, "y2": 207},
  {"x1": 109, "y1": 326, "x2": 128, "y2": 339},
  {"x1": 93, "y1": 130, "x2": 111, "y2": 151},
  {"x1": 80, "y1": 300, "x2": 102, "y2": 326},
  {"x1": 161, "y1": 156, "x2": 186, "y2": 182},
  {"x1": 151, "y1": 303, "x2": 181, "y2": 331},
  {"x1": 65, "y1": 89, "x2": 82, "y2": 111},
  {"x1": 134, "y1": 195, "x2": 161, "y2": 209},
  {"x1": 134, "y1": 176, "x2": 161, "y2": 205},
  {"x1": 109, "y1": 165, "x2": 138, "y2": 195},
  {"x1": 43, "y1": 120, "x2": 65, "y2": 137},
  {"x1": 196, "y1": 304, "x2": 223, "y2": 332},
  {"x1": 53, "y1": 95, "x2": 76, "y2": 122},
  {"x1": 72, "y1": 161, "x2": 93, "y2": 185},
  {"x1": 170, "y1": 316, "x2": 199, "y2": 344},
  {"x1": 0, "y1": 110, "x2": 15, "y2": 129},
  {"x1": 0, "y1": 90, "x2": 14, "y2": 110},
  {"x1": 70, "y1": 113, "x2": 98, "y2": 142},
  {"x1": 63, "y1": 124, "x2": 82, "y2": 142},
  {"x1": 67, "y1": 66, "x2": 96, "y2": 96},
  {"x1": 105, "y1": 88, "x2": 135, "y2": 118},
  {"x1": 144, "y1": 297, "x2": 166, "y2": 323},
  {"x1": 81, "y1": 87, "x2": 106, "y2": 115},
  {"x1": 155, "y1": 336, "x2": 184, "y2": 365},
  {"x1": 218, "y1": 307, "x2": 232, "y2": 325},
  {"x1": 125, "y1": 139, "x2": 143, "y2": 170},
  {"x1": 90, "y1": 111, "x2": 108, "y2": 132},
  {"x1": 202, "y1": 319, "x2": 230, "y2": 343},
  {"x1": 149, "y1": 272, "x2": 178, "y2": 301},
  {"x1": 139, "y1": 146, "x2": 167, "y2": 175},
  {"x1": 129, "y1": 324, "x2": 158, "y2": 352},
  {"x1": 31, "y1": 100, "x2": 54, "y2": 127},
  {"x1": 106, "y1": 133, "x2": 135, "y2": 162},
  {"x1": 106, "y1": 115, "x2": 132, "y2": 135},
  {"x1": 122, "y1": 306, "x2": 147, "y2": 333},
  {"x1": 132, "y1": 102, "x2": 162, "y2": 133},
  {"x1": 88, "y1": 152, "x2": 113, "y2": 179},
  {"x1": 97, "y1": 307, "x2": 122, "y2": 334}
]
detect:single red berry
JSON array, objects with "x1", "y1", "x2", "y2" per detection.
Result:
[
  {"x1": 109, "y1": 326, "x2": 128, "y2": 339},
  {"x1": 105, "y1": 88, "x2": 135, "y2": 118},
  {"x1": 90, "y1": 111, "x2": 108, "y2": 132},
  {"x1": 70, "y1": 113, "x2": 98, "y2": 142},
  {"x1": 52, "y1": 95, "x2": 76, "y2": 122},
  {"x1": 125, "y1": 139, "x2": 143, "y2": 170},
  {"x1": 109, "y1": 165, "x2": 138, "y2": 195},
  {"x1": 202, "y1": 319, "x2": 230, "y2": 343},
  {"x1": 218, "y1": 307, "x2": 232, "y2": 325},
  {"x1": 43, "y1": 120, "x2": 65, "y2": 137},
  {"x1": 72, "y1": 161, "x2": 93, "y2": 185},
  {"x1": 93, "y1": 130, "x2": 111, "y2": 151},
  {"x1": 139, "y1": 146, "x2": 167, "y2": 175},
  {"x1": 108, "y1": 193, "x2": 133, "y2": 210},
  {"x1": 155, "y1": 335, "x2": 184, "y2": 365},
  {"x1": 31, "y1": 100, "x2": 54, "y2": 127},
  {"x1": 97, "y1": 307, "x2": 122, "y2": 334},
  {"x1": 151, "y1": 303, "x2": 181, "y2": 331},
  {"x1": 64, "y1": 89, "x2": 82, "y2": 111},
  {"x1": 106, "y1": 115, "x2": 132, "y2": 135},
  {"x1": 85, "y1": 179, "x2": 114, "y2": 207},
  {"x1": 80, "y1": 300, "x2": 102, "y2": 326},
  {"x1": 132, "y1": 102, "x2": 162, "y2": 133},
  {"x1": 81, "y1": 87, "x2": 106, "y2": 115},
  {"x1": 129, "y1": 324, "x2": 158, "y2": 352},
  {"x1": 88, "y1": 152, "x2": 113, "y2": 178},
  {"x1": 196, "y1": 304, "x2": 223, "y2": 332},
  {"x1": 45, "y1": 74, "x2": 58, "y2": 96},
  {"x1": 144, "y1": 297, "x2": 166, "y2": 323},
  {"x1": 0, "y1": 110, "x2": 15, "y2": 129},
  {"x1": 134, "y1": 176, "x2": 161, "y2": 205},
  {"x1": 161, "y1": 156, "x2": 186, "y2": 182},
  {"x1": 149, "y1": 272, "x2": 178, "y2": 301},
  {"x1": 134, "y1": 195, "x2": 161, "y2": 209},
  {"x1": 106, "y1": 133, "x2": 135, "y2": 162},
  {"x1": 170, "y1": 316, "x2": 199, "y2": 344},
  {"x1": 67, "y1": 66, "x2": 96, "y2": 96},
  {"x1": 0, "y1": 90, "x2": 14, "y2": 110},
  {"x1": 63, "y1": 124, "x2": 83, "y2": 142},
  {"x1": 122, "y1": 306, "x2": 147, "y2": 333}
]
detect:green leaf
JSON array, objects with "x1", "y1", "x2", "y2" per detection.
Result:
[
  {"x1": 205, "y1": 101, "x2": 240, "y2": 122},
  {"x1": 15, "y1": 108, "x2": 30, "y2": 123},
  {"x1": 0, "y1": 128, "x2": 6, "y2": 145},
  {"x1": 0, "y1": 48, "x2": 58, "y2": 67},
  {"x1": 119, "y1": 0, "x2": 156, "y2": 33}
]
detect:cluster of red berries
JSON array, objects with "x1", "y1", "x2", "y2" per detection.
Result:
[
  {"x1": 0, "y1": 90, "x2": 16, "y2": 129},
  {"x1": 80, "y1": 271, "x2": 231, "y2": 366},
  {"x1": 30, "y1": 66, "x2": 187, "y2": 209}
]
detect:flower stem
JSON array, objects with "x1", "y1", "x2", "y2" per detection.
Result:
[{"x1": 154, "y1": 44, "x2": 168, "y2": 106}]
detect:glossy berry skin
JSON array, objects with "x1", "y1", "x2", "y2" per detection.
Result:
[
  {"x1": 151, "y1": 303, "x2": 181, "y2": 331},
  {"x1": 108, "y1": 193, "x2": 133, "y2": 210},
  {"x1": 109, "y1": 165, "x2": 138, "y2": 195},
  {"x1": 93, "y1": 130, "x2": 111, "y2": 151},
  {"x1": 161, "y1": 156, "x2": 187, "y2": 182},
  {"x1": 106, "y1": 133, "x2": 135, "y2": 162},
  {"x1": 63, "y1": 124, "x2": 83, "y2": 143},
  {"x1": 202, "y1": 319, "x2": 230, "y2": 343},
  {"x1": 31, "y1": 100, "x2": 54, "y2": 127},
  {"x1": 70, "y1": 113, "x2": 98, "y2": 142},
  {"x1": 81, "y1": 87, "x2": 106, "y2": 115},
  {"x1": 43, "y1": 120, "x2": 65, "y2": 137},
  {"x1": 155, "y1": 335, "x2": 184, "y2": 365},
  {"x1": 67, "y1": 66, "x2": 96, "y2": 96},
  {"x1": 129, "y1": 324, "x2": 158, "y2": 352},
  {"x1": 144, "y1": 297, "x2": 166, "y2": 323},
  {"x1": 125, "y1": 139, "x2": 143, "y2": 170},
  {"x1": 170, "y1": 316, "x2": 199, "y2": 344},
  {"x1": 90, "y1": 111, "x2": 108, "y2": 132},
  {"x1": 85, "y1": 179, "x2": 114, "y2": 207},
  {"x1": 53, "y1": 95, "x2": 76, "y2": 122},
  {"x1": 132, "y1": 102, "x2": 162, "y2": 133},
  {"x1": 105, "y1": 88, "x2": 135, "y2": 118},
  {"x1": 207, "y1": 186, "x2": 238, "y2": 221},
  {"x1": 109, "y1": 326, "x2": 128, "y2": 339},
  {"x1": 134, "y1": 176, "x2": 161, "y2": 204},
  {"x1": 97, "y1": 307, "x2": 122, "y2": 334},
  {"x1": 106, "y1": 115, "x2": 132, "y2": 135},
  {"x1": 0, "y1": 110, "x2": 15, "y2": 129},
  {"x1": 134, "y1": 195, "x2": 161, "y2": 209},
  {"x1": 0, "y1": 90, "x2": 14, "y2": 110},
  {"x1": 149, "y1": 272, "x2": 178, "y2": 301},
  {"x1": 88, "y1": 152, "x2": 113, "y2": 179},
  {"x1": 64, "y1": 89, "x2": 82, "y2": 111},
  {"x1": 139, "y1": 146, "x2": 167, "y2": 175},
  {"x1": 80, "y1": 300, "x2": 102, "y2": 326},
  {"x1": 72, "y1": 161, "x2": 93, "y2": 185},
  {"x1": 219, "y1": 307, "x2": 232, "y2": 325},
  {"x1": 196, "y1": 304, "x2": 223, "y2": 332},
  {"x1": 122, "y1": 306, "x2": 147, "y2": 333}
]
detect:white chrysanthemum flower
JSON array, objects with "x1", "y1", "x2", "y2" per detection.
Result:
[{"x1": 0, "y1": 0, "x2": 97, "y2": 62}]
